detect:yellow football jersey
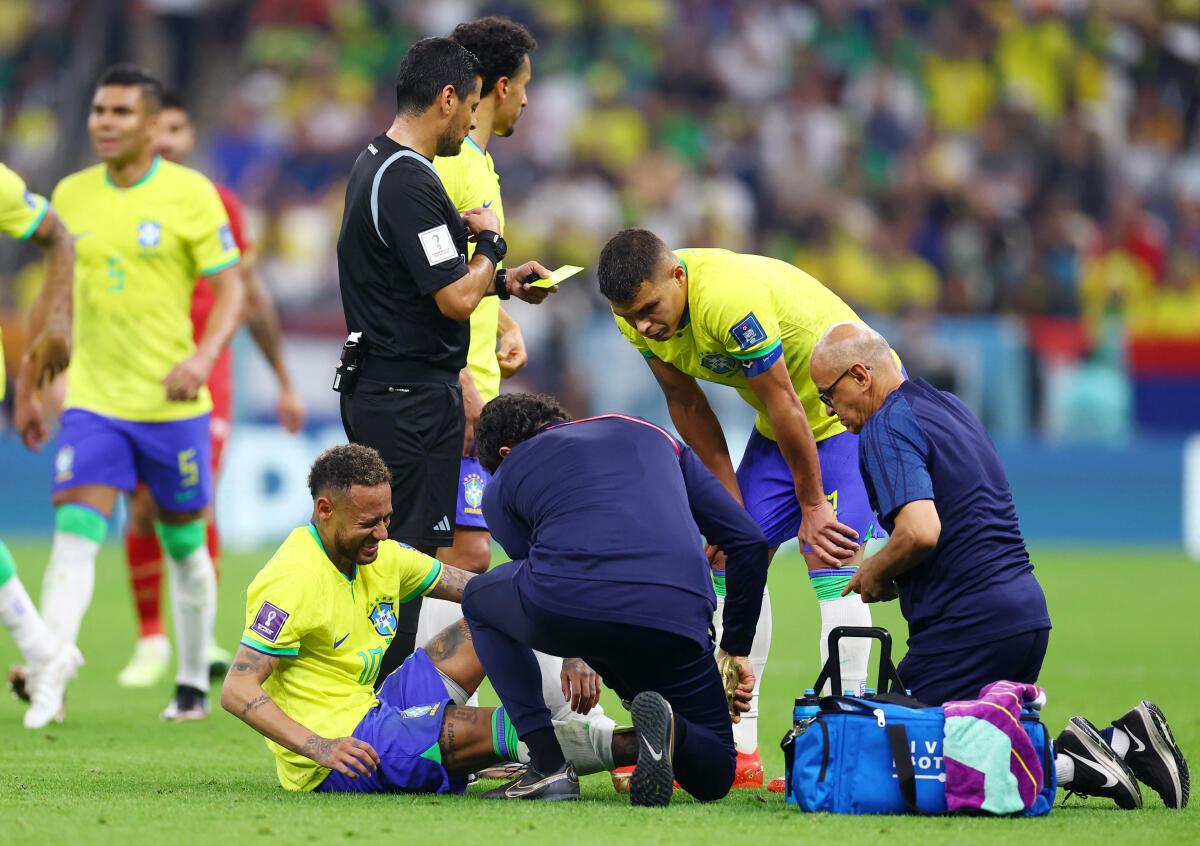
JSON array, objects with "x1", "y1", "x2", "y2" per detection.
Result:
[
  {"x1": 614, "y1": 248, "x2": 865, "y2": 444},
  {"x1": 0, "y1": 163, "x2": 51, "y2": 401},
  {"x1": 240, "y1": 525, "x2": 444, "y2": 791},
  {"x1": 50, "y1": 156, "x2": 240, "y2": 422},
  {"x1": 434, "y1": 136, "x2": 505, "y2": 403}
]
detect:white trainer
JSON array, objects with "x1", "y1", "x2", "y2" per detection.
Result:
[
  {"x1": 117, "y1": 634, "x2": 170, "y2": 688},
  {"x1": 24, "y1": 644, "x2": 83, "y2": 729}
]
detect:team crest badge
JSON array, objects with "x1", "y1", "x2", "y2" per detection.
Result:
[
  {"x1": 400, "y1": 703, "x2": 441, "y2": 719},
  {"x1": 701, "y1": 353, "x2": 737, "y2": 375},
  {"x1": 54, "y1": 445, "x2": 74, "y2": 483},
  {"x1": 463, "y1": 473, "x2": 485, "y2": 509},
  {"x1": 368, "y1": 598, "x2": 397, "y2": 637},
  {"x1": 138, "y1": 220, "x2": 161, "y2": 248}
]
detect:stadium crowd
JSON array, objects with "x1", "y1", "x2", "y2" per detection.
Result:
[{"x1": 4, "y1": 0, "x2": 1200, "y2": 356}]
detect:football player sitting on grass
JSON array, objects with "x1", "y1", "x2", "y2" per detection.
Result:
[{"x1": 221, "y1": 444, "x2": 634, "y2": 796}]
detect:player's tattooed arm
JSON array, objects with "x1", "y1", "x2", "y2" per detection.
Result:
[{"x1": 427, "y1": 564, "x2": 475, "y2": 603}]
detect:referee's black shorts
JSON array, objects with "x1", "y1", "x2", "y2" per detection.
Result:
[{"x1": 341, "y1": 378, "x2": 462, "y2": 549}]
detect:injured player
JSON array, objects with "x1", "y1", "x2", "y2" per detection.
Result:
[{"x1": 221, "y1": 444, "x2": 631, "y2": 794}]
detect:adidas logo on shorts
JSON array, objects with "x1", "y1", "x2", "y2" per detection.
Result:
[{"x1": 433, "y1": 516, "x2": 451, "y2": 532}]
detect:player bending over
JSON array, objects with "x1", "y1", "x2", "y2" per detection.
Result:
[
  {"x1": 0, "y1": 161, "x2": 76, "y2": 728},
  {"x1": 598, "y1": 230, "x2": 896, "y2": 787},
  {"x1": 117, "y1": 90, "x2": 305, "y2": 691},
  {"x1": 222, "y1": 444, "x2": 631, "y2": 794}
]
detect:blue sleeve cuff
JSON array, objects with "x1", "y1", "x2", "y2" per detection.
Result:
[{"x1": 737, "y1": 339, "x2": 783, "y2": 376}]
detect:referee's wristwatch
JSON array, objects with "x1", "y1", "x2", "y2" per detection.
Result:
[
  {"x1": 494, "y1": 268, "x2": 510, "y2": 300},
  {"x1": 475, "y1": 230, "x2": 507, "y2": 266}
]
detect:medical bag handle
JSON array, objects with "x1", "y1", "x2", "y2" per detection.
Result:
[{"x1": 812, "y1": 626, "x2": 907, "y2": 696}]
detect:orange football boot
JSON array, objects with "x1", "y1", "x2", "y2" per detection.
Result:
[{"x1": 732, "y1": 747, "x2": 764, "y2": 788}]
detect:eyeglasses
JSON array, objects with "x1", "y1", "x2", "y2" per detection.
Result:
[{"x1": 818, "y1": 366, "x2": 869, "y2": 408}]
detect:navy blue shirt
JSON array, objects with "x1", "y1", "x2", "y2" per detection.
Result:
[
  {"x1": 483, "y1": 414, "x2": 769, "y2": 655},
  {"x1": 859, "y1": 379, "x2": 1050, "y2": 655}
]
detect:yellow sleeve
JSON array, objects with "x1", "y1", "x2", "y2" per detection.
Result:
[
  {"x1": 0, "y1": 164, "x2": 49, "y2": 241},
  {"x1": 241, "y1": 565, "x2": 314, "y2": 657},
  {"x1": 187, "y1": 174, "x2": 240, "y2": 277},
  {"x1": 613, "y1": 309, "x2": 655, "y2": 358},
  {"x1": 394, "y1": 545, "x2": 445, "y2": 603},
  {"x1": 700, "y1": 274, "x2": 783, "y2": 376}
]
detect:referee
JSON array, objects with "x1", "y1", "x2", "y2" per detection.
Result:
[{"x1": 336, "y1": 37, "x2": 553, "y2": 684}]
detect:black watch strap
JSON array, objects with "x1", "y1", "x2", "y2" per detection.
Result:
[{"x1": 495, "y1": 268, "x2": 510, "y2": 300}]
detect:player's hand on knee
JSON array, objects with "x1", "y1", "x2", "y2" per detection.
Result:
[
  {"x1": 799, "y1": 500, "x2": 859, "y2": 567},
  {"x1": 307, "y1": 735, "x2": 379, "y2": 778},
  {"x1": 560, "y1": 657, "x2": 601, "y2": 714},
  {"x1": 705, "y1": 543, "x2": 727, "y2": 569}
]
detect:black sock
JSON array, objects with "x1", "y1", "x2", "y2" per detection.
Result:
[{"x1": 522, "y1": 727, "x2": 566, "y2": 774}]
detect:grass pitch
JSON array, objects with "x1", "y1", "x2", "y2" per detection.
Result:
[{"x1": 0, "y1": 541, "x2": 1196, "y2": 845}]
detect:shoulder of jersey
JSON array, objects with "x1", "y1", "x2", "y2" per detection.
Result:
[
  {"x1": 53, "y1": 163, "x2": 107, "y2": 195},
  {"x1": 158, "y1": 158, "x2": 218, "y2": 191}
]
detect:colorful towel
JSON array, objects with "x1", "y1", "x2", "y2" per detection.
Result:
[{"x1": 942, "y1": 680, "x2": 1047, "y2": 815}]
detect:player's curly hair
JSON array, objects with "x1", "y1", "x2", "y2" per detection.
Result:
[
  {"x1": 450, "y1": 16, "x2": 537, "y2": 97},
  {"x1": 598, "y1": 228, "x2": 672, "y2": 303},
  {"x1": 476, "y1": 393, "x2": 570, "y2": 475},
  {"x1": 308, "y1": 444, "x2": 391, "y2": 499},
  {"x1": 96, "y1": 64, "x2": 164, "y2": 110}
]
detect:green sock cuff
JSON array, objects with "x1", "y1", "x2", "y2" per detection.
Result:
[
  {"x1": 156, "y1": 519, "x2": 206, "y2": 561},
  {"x1": 711, "y1": 569, "x2": 727, "y2": 597},
  {"x1": 491, "y1": 706, "x2": 521, "y2": 762},
  {"x1": 55, "y1": 504, "x2": 108, "y2": 544},
  {"x1": 809, "y1": 568, "x2": 857, "y2": 602},
  {"x1": 0, "y1": 539, "x2": 15, "y2": 585}
]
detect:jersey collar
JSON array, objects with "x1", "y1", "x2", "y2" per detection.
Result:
[
  {"x1": 105, "y1": 154, "x2": 161, "y2": 190},
  {"x1": 307, "y1": 523, "x2": 356, "y2": 582},
  {"x1": 675, "y1": 253, "x2": 691, "y2": 331},
  {"x1": 464, "y1": 135, "x2": 487, "y2": 156}
]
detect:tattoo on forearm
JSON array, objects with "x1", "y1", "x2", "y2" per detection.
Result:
[
  {"x1": 240, "y1": 694, "x2": 271, "y2": 717},
  {"x1": 425, "y1": 619, "x2": 471, "y2": 661},
  {"x1": 430, "y1": 565, "x2": 474, "y2": 602}
]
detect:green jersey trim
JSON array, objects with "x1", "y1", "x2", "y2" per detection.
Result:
[
  {"x1": 729, "y1": 337, "x2": 783, "y2": 361},
  {"x1": 639, "y1": 348, "x2": 656, "y2": 359},
  {"x1": 400, "y1": 559, "x2": 444, "y2": 603},
  {"x1": 464, "y1": 136, "x2": 486, "y2": 156},
  {"x1": 105, "y1": 155, "x2": 161, "y2": 189},
  {"x1": 240, "y1": 635, "x2": 299, "y2": 657},
  {"x1": 306, "y1": 523, "x2": 356, "y2": 583},
  {"x1": 198, "y1": 254, "x2": 240, "y2": 278},
  {"x1": 16, "y1": 197, "x2": 48, "y2": 240}
]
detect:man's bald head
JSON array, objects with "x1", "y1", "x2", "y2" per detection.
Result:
[
  {"x1": 810, "y1": 322, "x2": 903, "y2": 434},
  {"x1": 812, "y1": 322, "x2": 897, "y2": 377}
]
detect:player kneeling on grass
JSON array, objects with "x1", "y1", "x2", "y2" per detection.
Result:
[
  {"x1": 812, "y1": 322, "x2": 1190, "y2": 811},
  {"x1": 221, "y1": 444, "x2": 633, "y2": 793}
]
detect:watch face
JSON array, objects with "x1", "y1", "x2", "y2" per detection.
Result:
[{"x1": 495, "y1": 235, "x2": 508, "y2": 257}]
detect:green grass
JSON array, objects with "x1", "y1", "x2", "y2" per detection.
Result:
[{"x1": 1, "y1": 542, "x2": 1196, "y2": 844}]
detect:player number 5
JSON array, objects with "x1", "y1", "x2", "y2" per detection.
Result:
[{"x1": 177, "y1": 448, "x2": 199, "y2": 488}]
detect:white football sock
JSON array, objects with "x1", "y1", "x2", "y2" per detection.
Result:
[
  {"x1": 515, "y1": 717, "x2": 616, "y2": 774},
  {"x1": 1055, "y1": 754, "x2": 1074, "y2": 785},
  {"x1": 814, "y1": 581, "x2": 871, "y2": 696},
  {"x1": 167, "y1": 546, "x2": 217, "y2": 691},
  {"x1": 417, "y1": 597, "x2": 478, "y2": 705},
  {"x1": 40, "y1": 531, "x2": 99, "y2": 647},
  {"x1": 537, "y1": 650, "x2": 609, "y2": 723},
  {"x1": 712, "y1": 587, "x2": 772, "y2": 754},
  {"x1": 1109, "y1": 726, "x2": 1130, "y2": 759},
  {"x1": 0, "y1": 576, "x2": 56, "y2": 665}
]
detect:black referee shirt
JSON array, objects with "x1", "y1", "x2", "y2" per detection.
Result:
[{"x1": 337, "y1": 133, "x2": 471, "y2": 377}]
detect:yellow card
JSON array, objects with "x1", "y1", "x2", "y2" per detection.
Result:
[{"x1": 529, "y1": 265, "x2": 584, "y2": 288}]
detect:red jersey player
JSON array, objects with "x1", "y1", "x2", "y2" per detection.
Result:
[{"x1": 117, "y1": 92, "x2": 306, "y2": 688}]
